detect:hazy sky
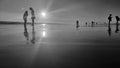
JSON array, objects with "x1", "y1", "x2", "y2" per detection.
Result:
[{"x1": 0, "y1": 0, "x2": 120, "y2": 23}]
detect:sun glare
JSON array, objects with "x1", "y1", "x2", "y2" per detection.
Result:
[
  {"x1": 41, "y1": 12, "x2": 47, "y2": 17},
  {"x1": 42, "y1": 31, "x2": 46, "y2": 37}
]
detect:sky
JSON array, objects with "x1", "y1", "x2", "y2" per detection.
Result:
[{"x1": 0, "y1": 0, "x2": 120, "y2": 24}]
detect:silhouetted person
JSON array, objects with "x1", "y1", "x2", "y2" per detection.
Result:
[
  {"x1": 31, "y1": 25, "x2": 36, "y2": 44},
  {"x1": 85, "y1": 22, "x2": 87, "y2": 26},
  {"x1": 23, "y1": 11, "x2": 28, "y2": 30},
  {"x1": 107, "y1": 13, "x2": 112, "y2": 36},
  {"x1": 108, "y1": 14, "x2": 112, "y2": 27},
  {"x1": 108, "y1": 14, "x2": 112, "y2": 23},
  {"x1": 91, "y1": 21, "x2": 94, "y2": 27},
  {"x1": 23, "y1": 11, "x2": 29, "y2": 44},
  {"x1": 115, "y1": 16, "x2": 120, "y2": 33},
  {"x1": 76, "y1": 20, "x2": 79, "y2": 28},
  {"x1": 107, "y1": 14, "x2": 112, "y2": 32},
  {"x1": 29, "y1": 7, "x2": 35, "y2": 26}
]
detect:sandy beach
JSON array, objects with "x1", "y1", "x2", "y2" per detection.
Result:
[{"x1": 0, "y1": 23, "x2": 120, "y2": 68}]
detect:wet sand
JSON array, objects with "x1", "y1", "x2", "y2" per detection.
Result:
[{"x1": 0, "y1": 24, "x2": 120, "y2": 68}]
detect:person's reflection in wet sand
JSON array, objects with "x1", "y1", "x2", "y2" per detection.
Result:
[
  {"x1": 108, "y1": 23, "x2": 111, "y2": 36},
  {"x1": 31, "y1": 25, "x2": 36, "y2": 44},
  {"x1": 108, "y1": 27, "x2": 111, "y2": 36},
  {"x1": 24, "y1": 26, "x2": 29, "y2": 44},
  {"x1": 115, "y1": 16, "x2": 120, "y2": 33}
]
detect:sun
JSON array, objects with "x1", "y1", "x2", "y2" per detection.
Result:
[
  {"x1": 38, "y1": 10, "x2": 49, "y2": 20},
  {"x1": 41, "y1": 12, "x2": 47, "y2": 17}
]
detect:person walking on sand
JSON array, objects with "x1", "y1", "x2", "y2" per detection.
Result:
[
  {"x1": 29, "y1": 7, "x2": 36, "y2": 26},
  {"x1": 23, "y1": 11, "x2": 28, "y2": 29}
]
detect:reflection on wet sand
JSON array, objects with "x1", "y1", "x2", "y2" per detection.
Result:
[
  {"x1": 23, "y1": 24, "x2": 47, "y2": 44},
  {"x1": 31, "y1": 26, "x2": 36, "y2": 44},
  {"x1": 108, "y1": 25, "x2": 111, "y2": 37},
  {"x1": 108, "y1": 28, "x2": 111, "y2": 36},
  {"x1": 42, "y1": 31, "x2": 46, "y2": 37},
  {"x1": 41, "y1": 24, "x2": 47, "y2": 38},
  {"x1": 23, "y1": 24, "x2": 36, "y2": 44},
  {"x1": 2, "y1": 23, "x2": 120, "y2": 68},
  {"x1": 23, "y1": 24, "x2": 29, "y2": 44}
]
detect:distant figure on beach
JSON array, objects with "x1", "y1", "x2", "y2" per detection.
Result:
[
  {"x1": 108, "y1": 14, "x2": 112, "y2": 31},
  {"x1": 108, "y1": 14, "x2": 112, "y2": 26},
  {"x1": 107, "y1": 14, "x2": 112, "y2": 36},
  {"x1": 115, "y1": 16, "x2": 120, "y2": 33},
  {"x1": 29, "y1": 7, "x2": 36, "y2": 26},
  {"x1": 23, "y1": 11, "x2": 28, "y2": 28},
  {"x1": 76, "y1": 20, "x2": 79, "y2": 28},
  {"x1": 91, "y1": 21, "x2": 94, "y2": 27},
  {"x1": 85, "y1": 22, "x2": 87, "y2": 26}
]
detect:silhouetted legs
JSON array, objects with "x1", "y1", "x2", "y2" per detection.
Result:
[
  {"x1": 108, "y1": 20, "x2": 111, "y2": 30},
  {"x1": 32, "y1": 18, "x2": 35, "y2": 26},
  {"x1": 24, "y1": 19, "x2": 27, "y2": 30}
]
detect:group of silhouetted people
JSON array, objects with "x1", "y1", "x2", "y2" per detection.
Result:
[
  {"x1": 23, "y1": 7, "x2": 36, "y2": 44},
  {"x1": 107, "y1": 14, "x2": 120, "y2": 36},
  {"x1": 75, "y1": 14, "x2": 120, "y2": 36}
]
